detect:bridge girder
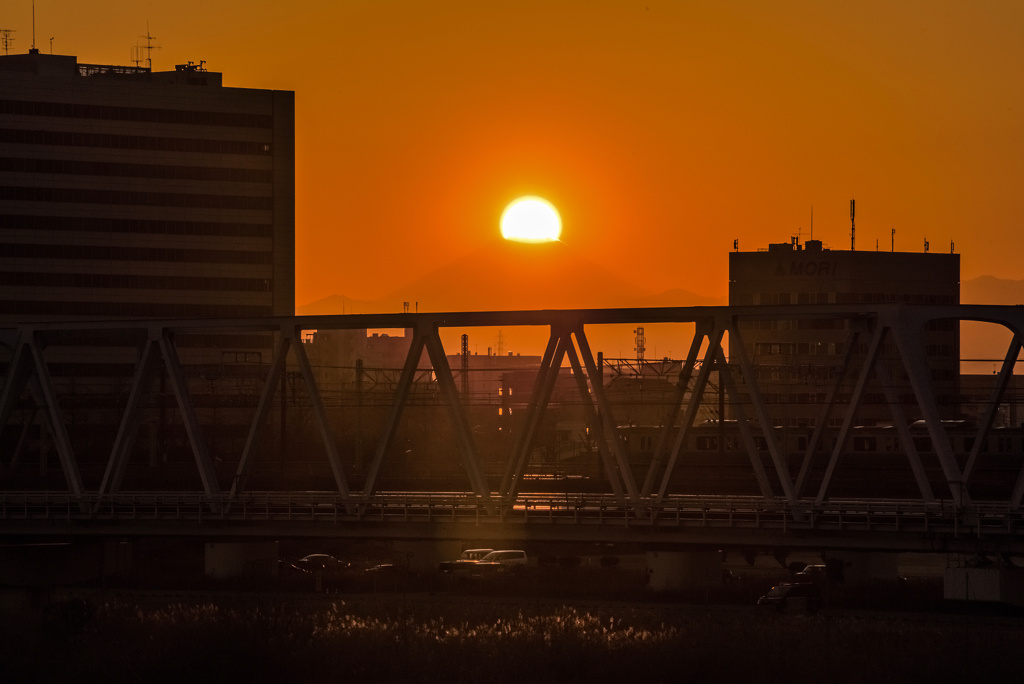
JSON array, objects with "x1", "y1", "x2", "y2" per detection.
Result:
[{"x1": 2, "y1": 304, "x2": 1024, "y2": 517}]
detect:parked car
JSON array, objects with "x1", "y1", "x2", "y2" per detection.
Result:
[
  {"x1": 757, "y1": 582, "x2": 822, "y2": 613},
  {"x1": 474, "y1": 550, "x2": 528, "y2": 575},
  {"x1": 295, "y1": 554, "x2": 348, "y2": 573},
  {"x1": 439, "y1": 548, "x2": 494, "y2": 573},
  {"x1": 794, "y1": 563, "x2": 828, "y2": 584}
]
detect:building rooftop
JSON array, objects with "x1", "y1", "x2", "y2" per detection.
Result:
[{"x1": 0, "y1": 49, "x2": 222, "y2": 86}]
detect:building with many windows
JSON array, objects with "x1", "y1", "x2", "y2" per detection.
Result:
[
  {"x1": 0, "y1": 49, "x2": 294, "y2": 322},
  {"x1": 729, "y1": 238, "x2": 960, "y2": 427}
]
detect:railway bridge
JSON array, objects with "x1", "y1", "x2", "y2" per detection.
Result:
[{"x1": 3, "y1": 304, "x2": 1024, "y2": 593}]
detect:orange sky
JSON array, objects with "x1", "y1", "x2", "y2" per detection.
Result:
[{"x1": 9, "y1": 1, "x2": 1024, "y2": 308}]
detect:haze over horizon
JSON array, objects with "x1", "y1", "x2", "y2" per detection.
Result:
[{"x1": 8, "y1": 1, "x2": 1021, "y2": 310}]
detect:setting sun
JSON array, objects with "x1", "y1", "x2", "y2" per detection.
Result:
[{"x1": 500, "y1": 197, "x2": 562, "y2": 243}]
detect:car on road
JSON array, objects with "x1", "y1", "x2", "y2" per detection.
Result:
[
  {"x1": 757, "y1": 582, "x2": 822, "y2": 613},
  {"x1": 473, "y1": 550, "x2": 528, "y2": 576},
  {"x1": 439, "y1": 548, "x2": 494, "y2": 573}
]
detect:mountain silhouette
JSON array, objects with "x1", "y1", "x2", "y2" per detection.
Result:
[{"x1": 381, "y1": 239, "x2": 656, "y2": 312}]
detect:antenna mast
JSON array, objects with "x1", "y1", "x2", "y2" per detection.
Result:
[
  {"x1": 849, "y1": 199, "x2": 856, "y2": 251},
  {"x1": 0, "y1": 29, "x2": 14, "y2": 56},
  {"x1": 138, "y1": 23, "x2": 160, "y2": 70}
]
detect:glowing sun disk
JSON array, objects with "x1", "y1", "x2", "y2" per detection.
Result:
[{"x1": 500, "y1": 197, "x2": 561, "y2": 243}]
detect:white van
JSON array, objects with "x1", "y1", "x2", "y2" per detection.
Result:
[{"x1": 475, "y1": 550, "x2": 528, "y2": 574}]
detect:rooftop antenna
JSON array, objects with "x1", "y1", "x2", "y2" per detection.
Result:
[
  {"x1": 634, "y1": 327, "x2": 646, "y2": 362},
  {"x1": 138, "y1": 22, "x2": 160, "y2": 70},
  {"x1": 849, "y1": 199, "x2": 856, "y2": 251},
  {"x1": 31, "y1": 1, "x2": 36, "y2": 51},
  {"x1": 810, "y1": 205, "x2": 813, "y2": 240},
  {"x1": 48, "y1": 36, "x2": 53, "y2": 53},
  {"x1": 891, "y1": 227, "x2": 895, "y2": 252},
  {"x1": 0, "y1": 29, "x2": 14, "y2": 56}
]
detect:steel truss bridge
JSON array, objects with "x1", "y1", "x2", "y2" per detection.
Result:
[{"x1": 3, "y1": 304, "x2": 1024, "y2": 552}]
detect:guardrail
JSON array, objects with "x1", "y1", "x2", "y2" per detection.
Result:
[{"x1": 2, "y1": 491, "x2": 1021, "y2": 541}]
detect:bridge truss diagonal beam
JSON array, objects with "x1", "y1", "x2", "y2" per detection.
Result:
[
  {"x1": 99, "y1": 336, "x2": 161, "y2": 497},
  {"x1": 887, "y1": 311, "x2": 966, "y2": 507},
  {"x1": 423, "y1": 330, "x2": 489, "y2": 501},
  {"x1": 362, "y1": 332, "x2": 427, "y2": 497},
  {"x1": 25, "y1": 334, "x2": 84, "y2": 498},
  {"x1": 816, "y1": 323, "x2": 887, "y2": 506},
  {"x1": 574, "y1": 325, "x2": 640, "y2": 505},
  {"x1": 795, "y1": 329, "x2": 860, "y2": 497},
  {"x1": 157, "y1": 334, "x2": 220, "y2": 497},
  {"x1": 642, "y1": 322, "x2": 709, "y2": 497},
  {"x1": 501, "y1": 328, "x2": 566, "y2": 497},
  {"x1": 563, "y1": 333, "x2": 626, "y2": 502},
  {"x1": 231, "y1": 334, "x2": 293, "y2": 497},
  {"x1": 709, "y1": 339, "x2": 777, "y2": 502},
  {"x1": 873, "y1": 351, "x2": 936, "y2": 503},
  {"x1": 650, "y1": 325, "x2": 723, "y2": 500},
  {"x1": 964, "y1": 333, "x2": 1021, "y2": 483},
  {"x1": 726, "y1": 321, "x2": 798, "y2": 505},
  {"x1": 291, "y1": 330, "x2": 351, "y2": 500}
]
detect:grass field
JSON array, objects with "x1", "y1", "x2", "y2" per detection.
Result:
[{"x1": 3, "y1": 580, "x2": 1023, "y2": 683}]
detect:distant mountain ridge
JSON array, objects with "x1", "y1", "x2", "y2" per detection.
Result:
[
  {"x1": 962, "y1": 275, "x2": 1024, "y2": 305},
  {"x1": 298, "y1": 275, "x2": 1021, "y2": 315},
  {"x1": 297, "y1": 276, "x2": 1023, "y2": 363},
  {"x1": 299, "y1": 239, "x2": 727, "y2": 315}
]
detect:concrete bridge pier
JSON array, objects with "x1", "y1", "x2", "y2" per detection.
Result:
[
  {"x1": 821, "y1": 551, "x2": 899, "y2": 584},
  {"x1": 944, "y1": 564, "x2": 1024, "y2": 606},
  {"x1": 393, "y1": 540, "x2": 464, "y2": 573},
  {"x1": 645, "y1": 550, "x2": 722, "y2": 592},
  {"x1": 204, "y1": 541, "x2": 279, "y2": 580}
]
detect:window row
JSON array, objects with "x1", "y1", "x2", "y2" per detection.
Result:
[
  {"x1": 0, "y1": 99, "x2": 273, "y2": 129},
  {"x1": 747, "y1": 291, "x2": 956, "y2": 306},
  {"x1": 0, "y1": 128, "x2": 273, "y2": 155},
  {"x1": 0, "y1": 242, "x2": 273, "y2": 265},
  {"x1": 0, "y1": 299, "x2": 275, "y2": 318},
  {"x1": 0, "y1": 185, "x2": 273, "y2": 210},
  {"x1": 0, "y1": 156, "x2": 273, "y2": 183},
  {"x1": 0, "y1": 270, "x2": 273, "y2": 293},
  {"x1": 2, "y1": 215, "x2": 274, "y2": 239}
]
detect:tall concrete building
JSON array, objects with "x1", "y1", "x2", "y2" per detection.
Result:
[
  {"x1": 729, "y1": 238, "x2": 960, "y2": 427},
  {"x1": 0, "y1": 49, "x2": 294, "y2": 322}
]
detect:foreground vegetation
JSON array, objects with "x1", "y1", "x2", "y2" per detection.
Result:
[{"x1": 3, "y1": 591, "x2": 1023, "y2": 683}]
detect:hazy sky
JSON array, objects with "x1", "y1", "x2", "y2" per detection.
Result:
[{"x1": 8, "y1": 1, "x2": 1023, "y2": 307}]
